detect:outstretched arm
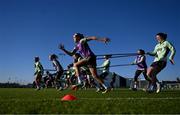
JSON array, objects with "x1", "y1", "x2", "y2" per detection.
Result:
[
  {"x1": 85, "y1": 37, "x2": 110, "y2": 44},
  {"x1": 147, "y1": 48, "x2": 157, "y2": 56},
  {"x1": 131, "y1": 58, "x2": 137, "y2": 65},
  {"x1": 59, "y1": 44, "x2": 77, "y2": 56},
  {"x1": 167, "y1": 41, "x2": 176, "y2": 65}
]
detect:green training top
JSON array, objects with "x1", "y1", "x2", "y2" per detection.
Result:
[
  {"x1": 34, "y1": 62, "x2": 44, "y2": 75},
  {"x1": 148, "y1": 40, "x2": 176, "y2": 62},
  {"x1": 101, "y1": 59, "x2": 111, "y2": 73}
]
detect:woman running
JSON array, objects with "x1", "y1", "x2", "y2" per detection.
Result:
[
  {"x1": 132, "y1": 49, "x2": 150, "y2": 91},
  {"x1": 49, "y1": 54, "x2": 64, "y2": 90},
  {"x1": 34, "y1": 56, "x2": 44, "y2": 90},
  {"x1": 59, "y1": 33, "x2": 110, "y2": 93},
  {"x1": 147, "y1": 33, "x2": 176, "y2": 93}
]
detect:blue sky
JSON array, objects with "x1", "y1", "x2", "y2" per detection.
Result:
[{"x1": 0, "y1": 0, "x2": 179, "y2": 84}]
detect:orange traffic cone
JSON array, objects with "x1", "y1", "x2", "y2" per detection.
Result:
[{"x1": 61, "y1": 94, "x2": 77, "y2": 101}]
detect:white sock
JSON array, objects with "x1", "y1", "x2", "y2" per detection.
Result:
[
  {"x1": 134, "y1": 82, "x2": 137, "y2": 88},
  {"x1": 36, "y1": 86, "x2": 40, "y2": 89},
  {"x1": 77, "y1": 76, "x2": 82, "y2": 84},
  {"x1": 134, "y1": 84, "x2": 137, "y2": 88},
  {"x1": 95, "y1": 86, "x2": 100, "y2": 90},
  {"x1": 102, "y1": 83, "x2": 107, "y2": 89}
]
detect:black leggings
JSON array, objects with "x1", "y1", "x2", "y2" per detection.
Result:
[
  {"x1": 134, "y1": 69, "x2": 148, "y2": 82},
  {"x1": 99, "y1": 72, "x2": 109, "y2": 79}
]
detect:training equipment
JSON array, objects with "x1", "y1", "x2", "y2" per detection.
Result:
[
  {"x1": 96, "y1": 53, "x2": 138, "y2": 57},
  {"x1": 61, "y1": 94, "x2": 77, "y2": 101}
]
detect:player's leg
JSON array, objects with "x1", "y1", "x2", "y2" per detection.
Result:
[{"x1": 133, "y1": 70, "x2": 142, "y2": 90}]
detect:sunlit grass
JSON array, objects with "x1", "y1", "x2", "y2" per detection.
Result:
[{"x1": 0, "y1": 88, "x2": 180, "y2": 114}]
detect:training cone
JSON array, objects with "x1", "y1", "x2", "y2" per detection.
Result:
[{"x1": 61, "y1": 94, "x2": 77, "y2": 101}]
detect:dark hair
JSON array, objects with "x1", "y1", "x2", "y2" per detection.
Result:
[
  {"x1": 156, "y1": 33, "x2": 167, "y2": 40},
  {"x1": 46, "y1": 71, "x2": 49, "y2": 74},
  {"x1": 74, "y1": 33, "x2": 84, "y2": 39},
  {"x1": 34, "y1": 56, "x2": 40, "y2": 62},
  {"x1": 50, "y1": 54, "x2": 58, "y2": 60},
  {"x1": 138, "y1": 49, "x2": 145, "y2": 55}
]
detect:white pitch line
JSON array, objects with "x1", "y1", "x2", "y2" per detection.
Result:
[
  {"x1": 1, "y1": 97, "x2": 180, "y2": 102},
  {"x1": 80, "y1": 97, "x2": 180, "y2": 100}
]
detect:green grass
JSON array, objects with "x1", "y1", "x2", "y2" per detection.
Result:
[{"x1": 0, "y1": 88, "x2": 180, "y2": 114}]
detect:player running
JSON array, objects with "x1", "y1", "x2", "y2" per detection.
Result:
[
  {"x1": 98, "y1": 55, "x2": 111, "y2": 92},
  {"x1": 147, "y1": 33, "x2": 176, "y2": 93},
  {"x1": 49, "y1": 54, "x2": 64, "y2": 90},
  {"x1": 131, "y1": 49, "x2": 151, "y2": 91},
  {"x1": 34, "y1": 56, "x2": 44, "y2": 90},
  {"x1": 59, "y1": 33, "x2": 110, "y2": 93}
]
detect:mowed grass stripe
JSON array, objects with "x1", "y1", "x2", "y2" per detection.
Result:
[
  {"x1": 1, "y1": 97, "x2": 180, "y2": 102},
  {"x1": 0, "y1": 88, "x2": 180, "y2": 114}
]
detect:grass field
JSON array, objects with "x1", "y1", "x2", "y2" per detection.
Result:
[{"x1": 0, "y1": 88, "x2": 180, "y2": 114}]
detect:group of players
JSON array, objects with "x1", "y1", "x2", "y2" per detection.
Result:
[{"x1": 34, "y1": 32, "x2": 176, "y2": 93}]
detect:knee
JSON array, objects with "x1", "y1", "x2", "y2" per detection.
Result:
[
  {"x1": 146, "y1": 73, "x2": 150, "y2": 77},
  {"x1": 146, "y1": 70, "x2": 152, "y2": 76},
  {"x1": 73, "y1": 63, "x2": 79, "y2": 68}
]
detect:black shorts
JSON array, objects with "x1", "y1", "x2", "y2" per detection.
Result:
[
  {"x1": 150, "y1": 61, "x2": 167, "y2": 74},
  {"x1": 134, "y1": 69, "x2": 148, "y2": 81},
  {"x1": 35, "y1": 73, "x2": 42, "y2": 79},
  {"x1": 100, "y1": 72, "x2": 109, "y2": 79},
  {"x1": 81, "y1": 56, "x2": 97, "y2": 68},
  {"x1": 55, "y1": 71, "x2": 63, "y2": 80}
]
